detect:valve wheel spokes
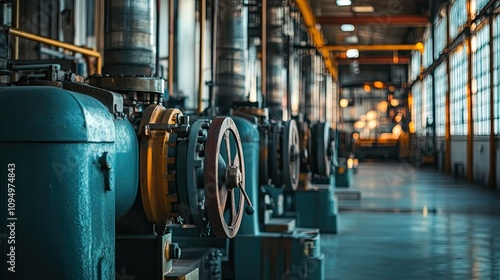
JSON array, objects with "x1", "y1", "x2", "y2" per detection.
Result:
[
  {"x1": 204, "y1": 117, "x2": 245, "y2": 238},
  {"x1": 283, "y1": 120, "x2": 300, "y2": 191}
]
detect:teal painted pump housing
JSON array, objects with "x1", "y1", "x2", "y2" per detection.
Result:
[{"x1": 0, "y1": 86, "x2": 138, "y2": 279}]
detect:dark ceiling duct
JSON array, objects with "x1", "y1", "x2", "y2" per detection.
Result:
[
  {"x1": 266, "y1": 1, "x2": 285, "y2": 120},
  {"x1": 103, "y1": 0, "x2": 156, "y2": 76},
  {"x1": 215, "y1": 1, "x2": 247, "y2": 113}
]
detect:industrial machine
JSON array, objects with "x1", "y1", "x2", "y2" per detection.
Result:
[
  {"x1": 293, "y1": 119, "x2": 341, "y2": 233},
  {"x1": 0, "y1": 1, "x2": 254, "y2": 279},
  {"x1": 0, "y1": 64, "x2": 255, "y2": 279},
  {"x1": 0, "y1": 0, "x2": 337, "y2": 278}
]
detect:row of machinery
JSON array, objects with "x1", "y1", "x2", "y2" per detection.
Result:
[{"x1": 0, "y1": 0, "x2": 350, "y2": 279}]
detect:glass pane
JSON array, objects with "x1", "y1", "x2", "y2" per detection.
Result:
[
  {"x1": 435, "y1": 62, "x2": 447, "y2": 136},
  {"x1": 423, "y1": 28, "x2": 434, "y2": 68},
  {"x1": 472, "y1": 23, "x2": 490, "y2": 135},
  {"x1": 412, "y1": 82, "x2": 422, "y2": 133},
  {"x1": 449, "y1": 0, "x2": 467, "y2": 40},
  {"x1": 494, "y1": 16, "x2": 500, "y2": 134},
  {"x1": 411, "y1": 51, "x2": 421, "y2": 82},
  {"x1": 434, "y1": 17, "x2": 447, "y2": 60},
  {"x1": 450, "y1": 44, "x2": 468, "y2": 136}
]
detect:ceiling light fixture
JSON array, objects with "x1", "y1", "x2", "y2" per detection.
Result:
[
  {"x1": 336, "y1": 0, "x2": 352, "y2": 6},
  {"x1": 346, "y1": 49, "x2": 359, "y2": 58},
  {"x1": 352, "y1": 6, "x2": 375, "y2": 13},
  {"x1": 341, "y1": 24, "x2": 355, "y2": 32}
]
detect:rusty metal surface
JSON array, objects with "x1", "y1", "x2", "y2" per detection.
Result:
[
  {"x1": 204, "y1": 117, "x2": 245, "y2": 238},
  {"x1": 139, "y1": 105, "x2": 182, "y2": 225}
]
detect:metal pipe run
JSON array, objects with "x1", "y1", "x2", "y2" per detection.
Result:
[{"x1": 6, "y1": 26, "x2": 102, "y2": 74}]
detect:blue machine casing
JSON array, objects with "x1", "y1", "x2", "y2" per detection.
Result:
[{"x1": 0, "y1": 86, "x2": 138, "y2": 279}]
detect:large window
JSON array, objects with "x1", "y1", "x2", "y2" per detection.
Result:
[
  {"x1": 475, "y1": 0, "x2": 490, "y2": 14},
  {"x1": 472, "y1": 23, "x2": 490, "y2": 135},
  {"x1": 423, "y1": 28, "x2": 434, "y2": 68},
  {"x1": 434, "y1": 16, "x2": 447, "y2": 60},
  {"x1": 449, "y1": 0, "x2": 467, "y2": 40},
  {"x1": 435, "y1": 63, "x2": 447, "y2": 137},
  {"x1": 412, "y1": 82, "x2": 422, "y2": 133},
  {"x1": 494, "y1": 16, "x2": 500, "y2": 134},
  {"x1": 450, "y1": 44, "x2": 468, "y2": 135},
  {"x1": 422, "y1": 75, "x2": 433, "y2": 129},
  {"x1": 410, "y1": 51, "x2": 421, "y2": 82}
]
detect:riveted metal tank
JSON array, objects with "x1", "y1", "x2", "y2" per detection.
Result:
[{"x1": 0, "y1": 86, "x2": 138, "y2": 279}]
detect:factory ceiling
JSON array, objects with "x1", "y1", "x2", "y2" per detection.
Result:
[{"x1": 308, "y1": 0, "x2": 430, "y2": 64}]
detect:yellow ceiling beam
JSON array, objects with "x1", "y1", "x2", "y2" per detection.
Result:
[
  {"x1": 322, "y1": 43, "x2": 424, "y2": 54},
  {"x1": 295, "y1": 0, "x2": 336, "y2": 80}
]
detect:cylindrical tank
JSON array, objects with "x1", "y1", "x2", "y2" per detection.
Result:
[
  {"x1": 231, "y1": 117, "x2": 260, "y2": 235},
  {"x1": 114, "y1": 119, "x2": 139, "y2": 218},
  {"x1": 266, "y1": 3, "x2": 285, "y2": 120},
  {"x1": 215, "y1": 1, "x2": 248, "y2": 112},
  {"x1": 103, "y1": 0, "x2": 156, "y2": 75},
  {"x1": 0, "y1": 86, "x2": 138, "y2": 279}
]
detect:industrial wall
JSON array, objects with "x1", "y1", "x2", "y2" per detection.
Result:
[{"x1": 437, "y1": 137, "x2": 500, "y2": 190}]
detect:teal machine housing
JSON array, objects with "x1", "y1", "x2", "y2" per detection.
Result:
[
  {"x1": 294, "y1": 122, "x2": 340, "y2": 234},
  {"x1": 232, "y1": 116, "x2": 325, "y2": 280},
  {"x1": 0, "y1": 86, "x2": 138, "y2": 279}
]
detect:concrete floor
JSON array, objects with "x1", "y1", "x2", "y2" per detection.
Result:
[{"x1": 323, "y1": 160, "x2": 500, "y2": 280}]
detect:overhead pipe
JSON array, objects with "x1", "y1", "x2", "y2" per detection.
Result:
[
  {"x1": 214, "y1": 0, "x2": 248, "y2": 113},
  {"x1": 6, "y1": 27, "x2": 102, "y2": 74}
]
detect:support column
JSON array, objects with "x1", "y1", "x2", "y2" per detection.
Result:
[
  {"x1": 489, "y1": 14, "x2": 497, "y2": 188},
  {"x1": 445, "y1": 3, "x2": 451, "y2": 173},
  {"x1": 466, "y1": 0, "x2": 474, "y2": 182}
]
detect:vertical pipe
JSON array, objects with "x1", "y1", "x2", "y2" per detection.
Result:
[
  {"x1": 488, "y1": 14, "x2": 496, "y2": 188},
  {"x1": 445, "y1": 3, "x2": 451, "y2": 173},
  {"x1": 261, "y1": 0, "x2": 267, "y2": 107},
  {"x1": 466, "y1": 0, "x2": 474, "y2": 182},
  {"x1": 168, "y1": 0, "x2": 175, "y2": 97},
  {"x1": 156, "y1": 0, "x2": 161, "y2": 76},
  {"x1": 95, "y1": 0, "x2": 105, "y2": 67},
  {"x1": 103, "y1": 0, "x2": 156, "y2": 75},
  {"x1": 210, "y1": 0, "x2": 219, "y2": 114},
  {"x1": 214, "y1": 1, "x2": 247, "y2": 111},
  {"x1": 12, "y1": 0, "x2": 19, "y2": 59},
  {"x1": 286, "y1": 35, "x2": 292, "y2": 119},
  {"x1": 197, "y1": 0, "x2": 206, "y2": 114}
]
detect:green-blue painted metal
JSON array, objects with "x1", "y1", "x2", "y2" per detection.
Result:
[
  {"x1": 231, "y1": 116, "x2": 260, "y2": 236},
  {"x1": 113, "y1": 119, "x2": 139, "y2": 218},
  {"x1": 234, "y1": 229, "x2": 325, "y2": 280},
  {"x1": 295, "y1": 186, "x2": 340, "y2": 234},
  {"x1": 0, "y1": 86, "x2": 138, "y2": 279}
]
